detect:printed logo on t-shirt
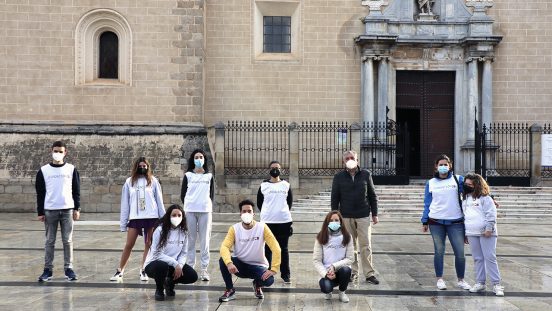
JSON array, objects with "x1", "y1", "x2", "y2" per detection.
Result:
[
  {"x1": 239, "y1": 236, "x2": 261, "y2": 243},
  {"x1": 46, "y1": 174, "x2": 72, "y2": 180}
]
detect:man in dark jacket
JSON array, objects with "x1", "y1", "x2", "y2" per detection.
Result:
[{"x1": 331, "y1": 150, "x2": 379, "y2": 284}]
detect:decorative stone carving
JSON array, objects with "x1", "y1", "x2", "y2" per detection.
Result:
[
  {"x1": 417, "y1": 0, "x2": 434, "y2": 14},
  {"x1": 361, "y1": 0, "x2": 389, "y2": 16}
]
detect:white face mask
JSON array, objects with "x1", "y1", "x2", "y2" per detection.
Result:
[
  {"x1": 52, "y1": 152, "x2": 65, "y2": 162},
  {"x1": 345, "y1": 159, "x2": 357, "y2": 170},
  {"x1": 170, "y1": 216, "x2": 182, "y2": 227},
  {"x1": 241, "y1": 213, "x2": 254, "y2": 225}
]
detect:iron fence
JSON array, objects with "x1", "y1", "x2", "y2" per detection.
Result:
[
  {"x1": 224, "y1": 121, "x2": 289, "y2": 177},
  {"x1": 298, "y1": 122, "x2": 350, "y2": 176},
  {"x1": 543, "y1": 124, "x2": 552, "y2": 179}
]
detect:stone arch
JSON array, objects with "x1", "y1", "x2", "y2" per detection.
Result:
[{"x1": 75, "y1": 9, "x2": 132, "y2": 85}]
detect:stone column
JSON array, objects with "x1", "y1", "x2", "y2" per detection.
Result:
[
  {"x1": 350, "y1": 122, "x2": 362, "y2": 156},
  {"x1": 466, "y1": 58, "x2": 479, "y2": 141},
  {"x1": 362, "y1": 56, "x2": 375, "y2": 126},
  {"x1": 377, "y1": 57, "x2": 389, "y2": 125},
  {"x1": 530, "y1": 123, "x2": 543, "y2": 187},
  {"x1": 214, "y1": 122, "x2": 225, "y2": 189},
  {"x1": 288, "y1": 122, "x2": 299, "y2": 190},
  {"x1": 481, "y1": 58, "x2": 493, "y2": 126}
]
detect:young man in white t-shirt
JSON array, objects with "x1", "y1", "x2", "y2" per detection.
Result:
[{"x1": 218, "y1": 199, "x2": 281, "y2": 302}]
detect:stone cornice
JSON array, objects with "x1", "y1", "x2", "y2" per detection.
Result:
[{"x1": 0, "y1": 123, "x2": 207, "y2": 135}]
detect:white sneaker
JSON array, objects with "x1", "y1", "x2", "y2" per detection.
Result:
[
  {"x1": 436, "y1": 279, "x2": 447, "y2": 290},
  {"x1": 457, "y1": 280, "x2": 472, "y2": 290},
  {"x1": 338, "y1": 291, "x2": 350, "y2": 303},
  {"x1": 109, "y1": 269, "x2": 123, "y2": 282},
  {"x1": 324, "y1": 293, "x2": 332, "y2": 300},
  {"x1": 140, "y1": 270, "x2": 149, "y2": 281},
  {"x1": 200, "y1": 269, "x2": 210, "y2": 281},
  {"x1": 493, "y1": 284, "x2": 505, "y2": 296},
  {"x1": 469, "y1": 283, "x2": 486, "y2": 293}
]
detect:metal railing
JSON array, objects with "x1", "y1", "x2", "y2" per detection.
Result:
[{"x1": 298, "y1": 122, "x2": 350, "y2": 176}]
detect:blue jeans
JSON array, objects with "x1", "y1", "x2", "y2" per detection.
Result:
[
  {"x1": 429, "y1": 222, "x2": 465, "y2": 278},
  {"x1": 219, "y1": 257, "x2": 275, "y2": 290},
  {"x1": 319, "y1": 266, "x2": 352, "y2": 293}
]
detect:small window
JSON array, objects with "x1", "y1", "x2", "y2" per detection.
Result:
[
  {"x1": 99, "y1": 31, "x2": 118, "y2": 79},
  {"x1": 263, "y1": 16, "x2": 291, "y2": 53}
]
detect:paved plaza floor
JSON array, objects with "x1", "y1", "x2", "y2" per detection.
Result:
[{"x1": 0, "y1": 212, "x2": 551, "y2": 310}]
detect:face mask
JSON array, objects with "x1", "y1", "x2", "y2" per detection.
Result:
[
  {"x1": 194, "y1": 158, "x2": 204, "y2": 168},
  {"x1": 170, "y1": 216, "x2": 182, "y2": 227},
  {"x1": 52, "y1": 152, "x2": 64, "y2": 162},
  {"x1": 345, "y1": 159, "x2": 357, "y2": 170},
  {"x1": 269, "y1": 168, "x2": 281, "y2": 178},
  {"x1": 137, "y1": 167, "x2": 147, "y2": 175},
  {"x1": 464, "y1": 185, "x2": 474, "y2": 194},
  {"x1": 437, "y1": 166, "x2": 449, "y2": 175},
  {"x1": 241, "y1": 213, "x2": 253, "y2": 225},
  {"x1": 328, "y1": 222, "x2": 341, "y2": 232}
]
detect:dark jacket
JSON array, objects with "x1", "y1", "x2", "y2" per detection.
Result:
[{"x1": 331, "y1": 168, "x2": 378, "y2": 218}]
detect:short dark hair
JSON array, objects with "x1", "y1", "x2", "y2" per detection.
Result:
[
  {"x1": 239, "y1": 199, "x2": 255, "y2": 211},
  {"x1": 269, "y1": 160, "x2": 280, "y2": 167},
  {"x1": 52, "y1": 141, "x2": 67, "y2": 149}
]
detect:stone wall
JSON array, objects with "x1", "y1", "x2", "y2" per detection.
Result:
[{"x1": 0, "y1": 125, "x2": 210, "y2": 213}]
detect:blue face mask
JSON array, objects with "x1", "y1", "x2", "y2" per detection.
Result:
[
  {"x1": 194, "y1": 158, "x2": 204, "y2": 168},
  {"x1": 437, "y1": 166, "x2": 449, "y2": 175},
  {"x1": 328, "y1": 222, "x2": 341, "y2": 232}
]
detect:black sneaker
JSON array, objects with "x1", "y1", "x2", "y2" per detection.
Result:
[
  {"x1": 253, "y1": 281, "x2": 264, "y2": 299},
  {"x1": 64, "y1": 268, "x2": 78, "y2": 281},
  {"x1": 155, "y1": 289, "x2": 165, "y2": 301},
  {"x1": 366, "y1": 276, "x2": 380, "y2": 285},
  {"x1": 218, "y1": 288, "x2": 236, "y2": 302},
  {"x1": 38, "y1": 268, "x2": 52, "y2": 282},
  {"x1": 164, "y1": 277, "x2": 175, "y2": 297}
]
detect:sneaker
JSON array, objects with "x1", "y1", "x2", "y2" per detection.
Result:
[
  {"x1": 349, "y1": 272, "x2": 358, "y2": 283},
  {"x1": 253, "y1": 281, "x2": 264, "y2": 299},
  {"x1": 38, "y1": 268, "x2": 52, "y2": 282},
  {"x1": 140, "y1": 270, "x2": 149, "y2": 282},
  {"x1": 200, "y1": 269, "x2": 210, "y2": 281},
  {"x1": 109, "y1": 269, "x2": 123, "y2": 282},
  {"x1": 64, "y1": 268, "x2": 78, "y2": 281},
  {"x1": 436, "y1": 278, "x2": 447, "y2": 290},
  {"x1": 218, "y1": 288, "x2": 236, "y2": 302},
  {"x1": 164, "y1": 277, "x2": 175, "y2": 297},
  {"x1": 457, "y1": 280, "x2": 472, "y2": 290},
  {"x1": 493, "y1": 284, "x2": 505, "y2": 297},
  {"x1": 282, "y1": 276, "x2": 291, "y2": 284},
  {"x1": 324, "y1": 293, "x2": 332, "y2": 300},
  {"x1": 366, "y1": 276, "x2": 380, "y2": 285},
  {"x1": 338, "y1": 291, "x2": 350, "y2": 303},
  {"x1": 469, "y1": 283, "x2": 486, "y2": 293},
  {"x1": 155, "y1": 289, "x2": 165, "y2": 301}
]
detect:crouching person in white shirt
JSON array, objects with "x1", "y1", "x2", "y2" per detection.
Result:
[
  {"x1": 143, "y1": 204, "x2": 198, "y2": 301},
  {"x1": 313, "y1": 211, "x2": 354, "y2": 303},
  {"x1": 218, "y1": 199, "x2": 281, "y2": 302}
]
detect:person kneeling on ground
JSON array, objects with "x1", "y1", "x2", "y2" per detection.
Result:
[
  {"x1": 218, "y1": 199, "x2": 281, "y2": 302},
  {"x1": 143, "y1": 204, "x2": 198, "y2": 301},
  {"x1": 313, "y1": 211, "x2": 354, "y2": 303}
]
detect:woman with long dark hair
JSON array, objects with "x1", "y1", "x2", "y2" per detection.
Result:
[
  {"x1": 180, "y1": 149, "x2": 214, "y2": 281},
  {"x1": 144, "y1": 204, "x2": 198, "y2": 301},
  {"x1": 313, "y1": 211, "x2": 354, "y2": 303},
  {"x1": 110, "y1": 157, "x2": 165, "y2": 282}
]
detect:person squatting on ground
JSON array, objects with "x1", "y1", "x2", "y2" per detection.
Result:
[
  {"x1": 257, "y1": 160, "x2": 293, "y2": 284},
  {"x1": 218, "y1": 199, "x2": 281, "y2": 302},
  {"x1": 143, "y1": 204, "x2": 198, "y2": 301},
  {"x1": 463, "y1": 173, "x2": 504, "y2": 296},
  {"x1": 313, "y1": 211, "x2": 354, "y2": 303},
  {"x1": 421, "y1": 154, "x2": 471, "y2": 291},
  {"x1": 36, "y1": 140, "x2": 81, "y2": 282},
  {"x1": 111, "y1": 157, "x2": 166, "y2": 282},
  {"x1": 181, "y1": 149, "x2": 214, "y2": 281},
  {"x1": 331, "y1": 150, "x2": 380, "y2": 284}
]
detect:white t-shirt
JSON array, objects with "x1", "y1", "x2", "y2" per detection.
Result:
[
  {"x1": 232, "y1": 222, "x2": 268, "y2": 268},
  {"x1": 41, "y1": 163, "x2": 75, "y2": 210},
  {"x1": 183, "y1": 172, "x2": 213, "y2": 213},
  {"x1": 322, "y1": 234, "x2": 347, "y2": 269},
  {"x1": 259, "y1": 180, "x2": 292, "y2": 223},
  {"x1": 428, "y1": 176, "x2": 463, "y2": 220}
]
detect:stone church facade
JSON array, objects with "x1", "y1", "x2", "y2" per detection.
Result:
[{"x1": 0, "y1": 0, "x2": 550, "y2": 212}]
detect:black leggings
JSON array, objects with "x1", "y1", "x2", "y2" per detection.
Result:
[
  {"x1": 144, "y1": 260, "x2": 198, "y2": 290},
  {"x1": 319, "y1": 266, "x2": 352, "y2": 293},
  {"x1": 265, "y1": 222, "x2": 292, "y2": 278}
]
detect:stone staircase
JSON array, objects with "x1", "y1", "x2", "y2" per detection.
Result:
[{"x1": 292, "y1": 185, "x2": 552, "y2": 221}]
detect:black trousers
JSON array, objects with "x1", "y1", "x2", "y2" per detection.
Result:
[
  {"x1": 144, "y1": 260, "x2": 198, "y2": 290},
  {"x1": 265, "y1": 222, "x2": 292, "y2": 278},
  {"x1": 319, "y1": 266, "x2": 352, "y2": 293}
]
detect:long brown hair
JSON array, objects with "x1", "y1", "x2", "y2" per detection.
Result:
[
  {"x1": 158, "y1": 204, "x2": 187, "y2": 250},
  {"x1": 316, "y1": 211, "x2": 351, "y2": 246},
  {"x1": 130, "y1": 156, "x2": 153, "y2": 187},
  {"x1": 463, "y1": 173, "x2": 490, "y2": 200}
]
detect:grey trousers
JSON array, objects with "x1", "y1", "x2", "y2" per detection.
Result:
[
  {"x1": 467, "y1": 235, "x2": 501, "y2": 284},
  {"x1": 185, "y1": 211, "x2": 212, "y2": 270},
  {"x1": 44, "y1": 209, "x2": 74, "y2": 269}
]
